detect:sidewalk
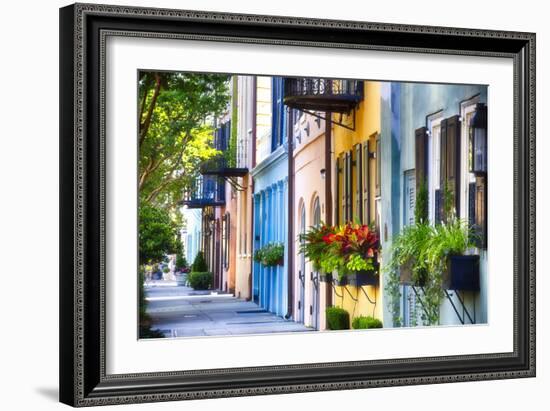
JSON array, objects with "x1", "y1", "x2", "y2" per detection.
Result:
[{"x1": 144, "y1": 281, "x2": 313, "y2": 338}]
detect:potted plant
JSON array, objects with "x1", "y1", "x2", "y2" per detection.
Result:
[
  {"x1": 389, "y1": 222, "x2": 431, "y2": 286},
  {"x1": 300, "y1": 222, "x2": 380, "y2": 285},
  {"x1": 424, "y1": 218, "x2": 480, "y2": 291},
  {"x1": 253, "y1": 242, "x2": 284, "y2": 267},
  {"x1": 298, "y1": 223, "x2": 334, "y2": 282},
  {"x1": 322, "y1": 222, "x2": 380, "y2": 286}
]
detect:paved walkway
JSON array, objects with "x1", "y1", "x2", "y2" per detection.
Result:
[{"x1": 144, "y1": 280, "x2": 313, "y2": 338}]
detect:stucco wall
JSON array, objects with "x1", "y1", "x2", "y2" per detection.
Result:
[
  {"x1": 293, "y1": 116, "x2": 326, "y2": 329},
  {"x1": 331, "y1": 81, "x2": 384, "y2": 325}
]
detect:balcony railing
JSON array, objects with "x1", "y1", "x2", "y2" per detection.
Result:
[
  {"x1": 200, "y1": 120, "x2": 248, "y2": 177},
  {"x1": 182, "y1": 175, "x2": 225, "y2": 209},
  {"x1": 283, "y1": 78, "x2": 363, "y2": 113},
  {"x1": 200, "y1": 154, "x2": 248, "y2": 177}
]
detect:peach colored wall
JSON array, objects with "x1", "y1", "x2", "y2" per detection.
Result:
[{"x1": 293, "y1": 112, "x2": 327, "y2": 329}]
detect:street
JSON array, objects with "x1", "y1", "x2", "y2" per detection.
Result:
[{"x1": 145, "y1": 280, "x2": 314, "y2": 338}]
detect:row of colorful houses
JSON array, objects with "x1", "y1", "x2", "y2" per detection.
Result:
[{"x1": 181, "y1": 75, "x2": 488, "y2": 329}]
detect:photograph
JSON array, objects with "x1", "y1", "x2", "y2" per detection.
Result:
[{"x1": 138, "y1": 72, "x2": 488, "y2": 339}]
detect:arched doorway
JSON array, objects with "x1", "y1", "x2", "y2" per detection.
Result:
[{"x1": 310, "y1": 196, "x2": 321, "y2": 330}]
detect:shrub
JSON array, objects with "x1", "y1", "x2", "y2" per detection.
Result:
[
  {"x1": 191, "y1": 251, "x2": 208, "y2": 272},
  {"x1": 187, "y1": 271, "x2": 213, "y2": 290},
  {"x1": 162, "y1": 267, "x2": 170, "y2": 273},
  {"x1": 175, "y1": 238, "x2": 188, "y2": 270},
  {"x1": 326, "y1": 307, "x2": 350, "y2": 330},
  {"x1": 352, "y1": 315, "x2": 383, "y2": 329}
]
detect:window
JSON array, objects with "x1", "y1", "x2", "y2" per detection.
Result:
[
  {"x1": 271, "y1": 77, "x2": 285, "y2": 151},
  {"x1": 461, "y1": 97, "x2": 487, "y2": 248},
  {"x1": 312, "y1": 196, "x2": 321, "y2": 227},
  {"x1": 426, "y1": 115, "x2": 442, "y2": 224}
]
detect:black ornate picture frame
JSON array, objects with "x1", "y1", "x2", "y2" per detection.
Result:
[{"x1": 59, "y1": 3, "x2": 535, "y2": 407}]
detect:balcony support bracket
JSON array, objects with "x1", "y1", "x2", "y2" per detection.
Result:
[{"x1": 296, "y1": 108, "x2": 356, "y2": 132}]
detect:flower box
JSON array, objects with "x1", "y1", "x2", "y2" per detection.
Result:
[
  {"x1": 334, "y1": 275, "x2": 348, "y2": 286},
  {"x1": 345, "y1": 263, "x2": 379, "y2": 286},
  {"x1": 442, "y1": 255, "x2": 480, "y2": 291},
  {"x1": 399, "y1": 258, "x2": 427, "y2": 286},
  {"x1": 319, "y1": 273, "x2": 333, "y2": 283}
]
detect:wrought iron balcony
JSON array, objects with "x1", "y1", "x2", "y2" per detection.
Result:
[
  {"x1": 200, "y1": 121, "x2": 248, "y2": 177},
  {"x1": 283, "y1": 78, "x2": 363, "y2": 113},
  {"x1": 200, "y1": 154, "x2": 248, "y2": 177},
  {"x1": 182, "y1": 175, "x2": 225, "y2": 209}
]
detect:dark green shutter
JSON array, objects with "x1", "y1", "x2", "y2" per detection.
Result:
[
  {"x1": 345, "y1": 151, "x2": 353, "y2": 222},
  {"x1": 354, "y1": 144, "x2": 363, "y2": 223},
  {"x1": 415, "y1": 127, "x2": 427, "y2": 192},
  {"x1": 445, "y1": 115, "x2": 461, "y2": 216},
  {"x1": 335, "y1": 155, "x2": 341, "y2": 224},
  {"x1": 362, "y1": 141, "x2": 370, "y2": 224},
  {"x1": 475, "y1": 176, "x2": 487, "y2": 248}
]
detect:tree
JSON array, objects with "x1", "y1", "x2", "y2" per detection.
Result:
[
  {"x1": 139, "y1": 204, "x2": 178, "y2": 265},
  {"x1": 175, "y1": 237, "x2": 188, "y2": 270},
  {"x1": 191, "y1": 251, "x2": 208, "y2": 272},
  {"x1": 138, "y1": 72, "x2": 231, "y2": 209}
]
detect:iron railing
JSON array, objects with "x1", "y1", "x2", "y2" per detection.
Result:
[
  {"x1": 200, "y1": 121, "x2": 248, "y2": 177},
  {"x1": 182, "y1": 175, "x2": 225, "y2": 208},
  {"x1": 283, "y1": 78, "x2": 363, "y2": 113}
]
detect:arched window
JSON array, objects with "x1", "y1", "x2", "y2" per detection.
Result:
[{"x1": 312, "y1": 196, "x2": 321, "y2": 227}]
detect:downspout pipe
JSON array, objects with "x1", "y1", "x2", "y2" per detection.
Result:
[
  {"x1": 249, "y1": 77, "x2": 257, "y2": 302},
  {"x1": 285, "y1": 106, "x2": 294, "y2": 320},
  {"x1": 325, "y1": 113, "x2": 333, "y2": 308}
]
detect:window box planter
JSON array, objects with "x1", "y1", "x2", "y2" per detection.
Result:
[
  {"x1": 399, "y1": 258, "x2": 427, "y2": 286},
  {"x1": 345, "y1": 263, "x2": 380, "y2": 286},
  {"x1": 334, "y1": 276, "x2": 349, "y2": 286},
  {"x1": 319, "y1": 272, "x2": 333, "y2": 283},
  {"x1": 442, "y1": 255, "x2": 480, "y2": 291}
]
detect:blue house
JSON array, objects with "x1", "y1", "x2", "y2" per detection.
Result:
[
  {"x1": 380, "y1": 81, "x2": 488, "y2": 327},
  {"x1": 250, "y1": 77, "x2": 289, "y2": 317}
]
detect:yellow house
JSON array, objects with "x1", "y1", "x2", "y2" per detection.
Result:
[{"x1": 332, "y1": 80, "x2": 383, "y2": 324}]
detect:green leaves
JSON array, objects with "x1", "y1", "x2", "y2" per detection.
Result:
[
  {"x1": 191, "y1": 251, "x2": 208, "y2": 272},
  {"x1": 254, "y1": 242, "x2": 284, "y2": 267},
  {"x1": 139, "y1": 204, "x2": 178, "y2": 265},
  {"x1": 352, "y1": 315, "x2": 383, "y2": 329},
  {"x1": 385, "y1": 217, "x2": 477, "y2": 326},
  {"x1": 138, "y1": 72, "x2": 231, "y2": 209}
]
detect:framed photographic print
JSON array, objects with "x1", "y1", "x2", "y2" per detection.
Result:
[{"x1": 59, "y1": 3, "x2": 536, "y2": 407}]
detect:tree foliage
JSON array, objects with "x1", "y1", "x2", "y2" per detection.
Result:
[
  {"x1": 191, "y1": 251, "x2": 208, "y2": 272},
  {"x1": 175, "y1": 237, "x2": 188, "y2": 270},
  {"x1": 139, "y1": 204, "x2": 178, "y2": 265},
  {"x1": 138, "y1": 72, "x2": 231, "y2": 209}
]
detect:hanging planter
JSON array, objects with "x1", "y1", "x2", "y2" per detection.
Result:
[
  {"x1": 344, "y1": 262, "x2": 380, "y2": 286},
  {"x1": 399, "y1": 258, "x2": 427, "y2": 286},
  {"x1": 253, "y1": 242, "x2": 284, "y2": 267},
  {"x1": 442, "y1": 254, "x2": 480, "y2": 291},
  {"x1": 319, "y1": 272, "x2": 333, "y2": 283}
]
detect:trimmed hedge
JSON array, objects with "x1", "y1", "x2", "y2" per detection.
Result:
[
  {"x1": 352, "y1": 315, "x2": 383, "y2": 329},
  {"x1": 326, "y1": 307, "x2": 350, "y2": 330},
  {"x1": 191, "y1": 251, "x2": 208, "y2": 272},
  {"x1": 187, "y1": 271, "x2": 213, "y2": 290}
]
